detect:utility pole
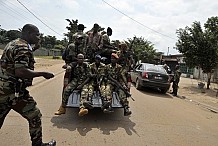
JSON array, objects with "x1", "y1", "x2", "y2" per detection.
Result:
[{"x1": 167, "y1": 47, "x2": 169, "y2": 56}]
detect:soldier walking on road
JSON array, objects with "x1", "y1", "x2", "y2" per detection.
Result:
[
  {"x1": 171, "y1": 65, "x2": 181, "y2": 96},
  {"x1": 0, "y1": 24, "x2": 56, "y2": 146}
]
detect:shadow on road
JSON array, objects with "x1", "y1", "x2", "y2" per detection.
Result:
[
  {"x1": 51, "y1": 108, "x2": 137, "y2": 136},
  {"x1": 132, "y1": 84, "x2": 173, "y2": 99}
]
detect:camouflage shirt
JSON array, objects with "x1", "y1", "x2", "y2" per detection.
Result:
[
  {"x1": 174, "y1": 69, "x2": 181, "y2": 82},
  {"x1": 70, "y1": 62, "x2": 91, "y2": 85},
  {"x1": 0, "y1": 38, "x2": 35, "y2": 92},
  {"x1": 67, "y1": 43, "x2": 86, "y2": 62},
  {"x1": 87, "y1": 31, "x2": 103, "y2": 50},
  {"x1": 117, "y1": 50, "x2": 133, "y2": 71},
  {"x1": 102, "y1": 34, "x2": 110, "y2": 45},
  {"x1": 106, "y1": 63, "x2": 127, "y2": 85},
  {"x1": 90, "y1": 62, "x2": 106, "y2": 84},
  {"x1": 72, "y1": 31, "x2": 88, "y2": 50}
]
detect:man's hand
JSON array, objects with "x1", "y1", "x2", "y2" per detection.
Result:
[{"x1": 42, "y1": 72, "x2": 54, "y2": 79}]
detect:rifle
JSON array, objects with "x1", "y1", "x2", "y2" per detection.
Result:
[{"x1": 107, "y1": 75, "x2": 135, "y2": 101}]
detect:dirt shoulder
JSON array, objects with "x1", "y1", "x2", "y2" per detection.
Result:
[{"x1": 171, "y1": 77, "x2": 218, "y2": 111}]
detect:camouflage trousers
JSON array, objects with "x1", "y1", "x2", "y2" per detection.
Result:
[
  {"x1": 172, "y1": 81, "x2": 179, "y2": 95},
  {"x1": 0, "y1": 89, "x2": 42, "y2": 145},
  {"x1": 105, "y1": 84, "x2": 129, "y2": 107},
  {"x1": 62, "y1": 81, "x2": 90, "y2": 108},
  {"x1": 88, "y1": 84, "x2": 111, "y2": 103}
]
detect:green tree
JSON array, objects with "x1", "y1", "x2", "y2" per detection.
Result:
[
  {"x1": 0, "y1": 28, "x2": 9, "y2": 44},
  {"x1": 65, "y1": 19, "x2": 78, "y2": 42},
  {"x1": 127, "y1": 36, "x2": 156, "y2": 64},
  {"x1": 176, "y1": 19, "x2": 218, "y2": 89}
]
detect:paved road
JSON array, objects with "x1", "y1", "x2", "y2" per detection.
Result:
[{"x1": 0, "y1": 64, "x2": 218, "y2": 146}]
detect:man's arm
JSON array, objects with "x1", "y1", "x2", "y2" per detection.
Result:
[{"x1": 15, "y1": 68, "x2": 54, "y2": 79}]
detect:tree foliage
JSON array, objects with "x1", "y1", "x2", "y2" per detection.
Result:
[
  {"x1": 176, "y1": 20, "x2": 218, "y2": 73},
  {"x1": 126, "y1": 37, "x2": 157, "y2": 64},
  {"x1": 176, "y1": 17, "x2": 218, "y2": 89}
]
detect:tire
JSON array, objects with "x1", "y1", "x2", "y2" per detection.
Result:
[{"x1": 135, "y1": 79, "x2": 142, "y2": 90}]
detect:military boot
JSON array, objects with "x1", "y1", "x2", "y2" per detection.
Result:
[
  {"x1": 54, "y1": 105, "x2": 66, "y2": 115},
  {"x1": 33, "y1": 139, "x2": 56, "y2": 146},
  {"x1": 78, "y1": 108, "x2": 88, "y2": 116},
  {"x1": 124, "y1": 106, "x2": 132, "y2": 116}
]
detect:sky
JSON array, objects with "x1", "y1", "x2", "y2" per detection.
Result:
[{"x1": 0, "y1": 0, "x2": 218, "y2": 55}]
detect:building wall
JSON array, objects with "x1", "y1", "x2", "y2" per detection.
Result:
[{"x1": 193, "y1": 67, "x2": 218, "y2": 83}]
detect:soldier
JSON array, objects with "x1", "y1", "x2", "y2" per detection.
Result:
[
  {"x1": 104, "y1": 53, "x2": 132, "y2": 116},
  {"x1": 87, "y1": 23, "x2": 103, "y2": 62},
  {"x1": 55, "y1": 53, "x2": 93, "y2": 116},
  {"x1": 72, "y1": 24, "x2": 88, "y2": 43},
  {"x1": 117, "y1": 42, "x2": 133, "y2": 91},
  {"x1": 89, "y1": 55, "x2": 110, "y2": 111},
  {"x1": 63, "y1": 34, "x2": 86, "y2": 64},
  {"x1": 171, "y1": 65, "x2": 181, "y2": 96},
  {"x1": 0, "y1": 24, "x2": 56, "y2": 146},
  {"x1": 101, "y1": 27, "x2": 117, "y2": 64}
]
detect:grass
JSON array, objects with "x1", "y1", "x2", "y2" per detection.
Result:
[{"x1": 35, "y1": 56, "x2": 62, "y2": 60}]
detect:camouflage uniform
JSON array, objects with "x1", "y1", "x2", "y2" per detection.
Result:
[
  {"x1": 67, "y1": 42, "x2": 86, "y2": 62},
  {"x1": 89, "y1": 62, "x2": 108, "y2": 102},
  {"x1": 72, "y1": 30, "x2": 88, "y2": 43},
  {"x1": 62, "y1": 62, "x2": 91, "y2": 108},
  {"x1": 117, "y1": 50, "x2": 132, "y2": 72},
  {"x1": 172, "y1": 67, "x2": 181, "y2": 96},
  {"x1": 105, "y1": 63, "x2": 129, "y2": 107},
  {"x1": 0, "y1": 38, "x2": 43, "y2": 145},
  {"x1": 87, "y1": 31, "x2": 103, "y2": 61}
]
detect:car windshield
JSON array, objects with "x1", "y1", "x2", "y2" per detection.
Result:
[{"x1": 145, "y1": 64, "x2": 166, "y2": 74}]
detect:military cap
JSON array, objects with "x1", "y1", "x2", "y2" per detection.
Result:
[{"x1": 111, "y1": 53, "x2": 119, "y2": 59}]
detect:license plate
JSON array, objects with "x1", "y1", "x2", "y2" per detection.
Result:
[{"x1": 154, "y1": 76, "x2": 162, "y2": 79}]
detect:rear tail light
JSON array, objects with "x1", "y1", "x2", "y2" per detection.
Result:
[{"x1": 142, "y1": 72, "x2": 148, "y2": 78}]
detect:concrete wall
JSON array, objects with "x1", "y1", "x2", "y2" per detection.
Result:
[{"x1": 193, "y1": 67, "x2": 218, "y2": 83}]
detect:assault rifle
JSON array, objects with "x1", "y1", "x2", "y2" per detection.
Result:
[{"x1": 107, "y1": 75, "x2": 135, "y2": 101}]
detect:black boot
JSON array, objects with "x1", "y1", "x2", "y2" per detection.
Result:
[
  {"x1": 124, "y1": 106, "x2": 132, "y2": 116},
  {"x1": 41, "y1": 140, "x2": 56, "y2": 146}
]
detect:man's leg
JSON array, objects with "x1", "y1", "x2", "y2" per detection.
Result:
[
  {"x1": 118, "y1": 90, "x2": 132, "y2": 116},
  {"x1": 55, "y1": 81, "x2": 77, "y2": 115},
  {"x1": 101, "y1": 85, "x2": 113, "y2": 113},
  {"x1": 12, "y1": 92, "x2": 56, "y2": 146},
  {"x1": 0, "y1": 94, "x2": 12, "y2": 129},
  {"x1": 79, "y1": 84, "x2": 92, "y2": 116}
]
